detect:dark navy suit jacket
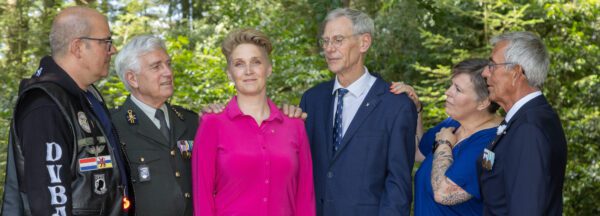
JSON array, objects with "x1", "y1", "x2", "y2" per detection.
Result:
[
  {"x1": 478, "y1": 95, "x2": 567, "y2": 215},
  {"x1": 300, "y1": 76, "x2": 417, "y2": 216}
]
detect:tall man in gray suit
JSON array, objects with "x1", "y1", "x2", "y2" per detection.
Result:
[{"x1": 111, "y1": 35, "x2": 197, "y2": 216}]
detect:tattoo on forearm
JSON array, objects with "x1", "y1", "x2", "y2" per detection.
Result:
[{"x1": 431, "y1": 144, "x2": 472, "y2": 205}]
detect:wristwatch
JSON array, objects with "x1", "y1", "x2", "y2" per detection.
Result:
[{"x1": 432, "y1": 139, "x2": 452, "y2": 153}]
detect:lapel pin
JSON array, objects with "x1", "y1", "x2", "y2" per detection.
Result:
[{"x1": 127, "y1": 110, "x2": 138, "y2": 125}]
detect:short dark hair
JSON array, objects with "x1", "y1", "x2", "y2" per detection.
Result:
[{"x1": 451, "y1": 59, "x2": 500, "y2": 114}]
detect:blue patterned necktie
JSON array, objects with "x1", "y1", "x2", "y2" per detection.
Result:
[{"x1": 333, "y1": 88, "x2": 349, "y2": 153}]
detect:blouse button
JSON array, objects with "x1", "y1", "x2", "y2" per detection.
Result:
[
  {"x1": 265, "y1": 179, "x2": 270, "y2": 184},
  {"x1": 263, "y1": 197, "x2": 268, "y2": 202}
]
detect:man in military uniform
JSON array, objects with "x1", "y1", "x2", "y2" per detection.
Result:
[
  {"x1": 111, "y1": 35, "x2": 197, "y2": 216},
  {"x1": 1, "y1": 6, "x2": 134, "y2": 216}
]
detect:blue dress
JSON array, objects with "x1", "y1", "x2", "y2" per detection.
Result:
[{"x1": 414, "y1": 118, "x2": 496, "y2": 216}]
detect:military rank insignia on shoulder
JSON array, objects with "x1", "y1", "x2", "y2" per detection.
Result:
[{"x1": 171, "y1": 106, "x2": 184, "y2": 121}]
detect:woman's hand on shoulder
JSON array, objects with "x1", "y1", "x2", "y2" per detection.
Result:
[{"x1": 390, "y1": 82, "x2": 422, "y2": 112}]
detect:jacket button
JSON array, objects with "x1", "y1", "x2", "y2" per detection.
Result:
[
  {"x1": 184, "y1": 192, "x2": 191, "y2": 198},
  {"x1": 140, "y1": 157, "x2": 145, "y2": 162},
  {"x1": 175, "y1": 171, "x2": 181, "y2": 177},
  {"x1": 327, "y1": 171, "x2": 334, "y2": 178},
  {"x1": 170, "y1": 150, "x2": 176, "y2": 156}
]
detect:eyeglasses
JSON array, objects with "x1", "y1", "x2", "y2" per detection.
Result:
[
  {"x1": 79, "y1": 36, "x2": 113, "y2": 52},
  {"x1": 487, "y1": 61, "x2": 515, "y2": 72},
  {"x1": 318, "y1": 34, "x2": 359, "y2": 49}
]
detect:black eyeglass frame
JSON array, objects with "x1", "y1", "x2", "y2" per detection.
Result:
[{"x1": 79, "y1": 36, "x2": 113, "y2": 52}]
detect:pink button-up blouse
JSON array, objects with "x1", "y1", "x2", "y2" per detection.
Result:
[{"x1": 192, "y1": 97, "x2": 315, "y2": 216}]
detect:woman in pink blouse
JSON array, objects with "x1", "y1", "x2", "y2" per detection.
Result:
[{"x1": 192, "y1": 28, "x2": 315, "y2": 216}]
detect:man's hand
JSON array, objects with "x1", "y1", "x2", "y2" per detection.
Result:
[
  {"x1": 280, "y1": 104, "x2": 307, "y2": 120},
  {"x1": 198, "y1": 104, "x2": 225, "y2": 118}
]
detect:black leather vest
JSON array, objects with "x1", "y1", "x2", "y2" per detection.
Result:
[{"x1": 8, "y1": 82, "x2": 127, "y2": 215}]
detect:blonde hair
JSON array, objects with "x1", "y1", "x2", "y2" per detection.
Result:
[{"x1": 221, "y1": 28, "x2": 273, "y2": 64}]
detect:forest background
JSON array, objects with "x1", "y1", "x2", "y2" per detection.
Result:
[{"x1": 0, "y1": 0, "x2": 598, "y2": 214}]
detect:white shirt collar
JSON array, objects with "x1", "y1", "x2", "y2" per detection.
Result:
[
  {"x1": 505, "y1": 91, "x2": 542, "y2": 122},
  {"x1": 130, "y1": 95, "x2": 170, "y2": 128},
  {"x1": 332, "y1": 67, "x2": 374, "y2": 98}
]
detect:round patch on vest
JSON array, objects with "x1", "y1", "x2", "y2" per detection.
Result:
[{"x1": 78, "y1": 111, "x2": 92, "y2": 133}]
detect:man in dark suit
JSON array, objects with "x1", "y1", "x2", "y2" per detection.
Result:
[
  {"x1": 479, "y1": 31, "x2": 567, "y2": 215},
  {"x1": 111, "y1": 35, "x2": 197, "y2": 216},
  {"x1": 300, "y1": 8, "x2": 417, "y2": 216}
]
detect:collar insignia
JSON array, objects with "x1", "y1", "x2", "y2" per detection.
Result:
[
  {"x1": 127, "y1": 109, "x2": 137, "y2": 125},
  {"x1": 171, "y1": 106, "x2": 184, "y2": 121}
]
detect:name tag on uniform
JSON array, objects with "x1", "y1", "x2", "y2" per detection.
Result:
[
  {"x1": 482, "y1": 148, "x2": 495, "y2": 171},
  {"x1": 138, "y1": 164, "x2": 151, "y2": 182}
]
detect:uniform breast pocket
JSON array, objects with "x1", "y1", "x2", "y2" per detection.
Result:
[{"x1": 128, "y1": 151, "x2": 163, "y2": 183}]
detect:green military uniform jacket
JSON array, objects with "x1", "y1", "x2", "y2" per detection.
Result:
[{"x1": 111, "y1": 96, "x2": 198, "y2": 216}]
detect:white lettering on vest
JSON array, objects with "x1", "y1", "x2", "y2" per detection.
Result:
[
  {"x1": 51, "y1": 206, "x2": 66, "y2": 216},
  {"x1": 46, "y1": 142, "x2": 67, "y2": 214},
  {"x1": 46, "y1": 165, "x2": 62, "y2": 184},
  {"x1": 46, "y1": 142, "x2": 62, "y2": 162},
  {"x1": 48, "y1": 186, "x2": 67, "y2": 205}
]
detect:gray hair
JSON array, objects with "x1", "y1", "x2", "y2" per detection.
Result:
[
  {"x1": 490, "y1": 31, "x2": 549, "y2": 88},
  {"x1": 115, "y1": 35, "x2": 167, "y2": 91},
  {"x1": 322, "y1": 8, "x2": 374, "y2": 36},
  {"x1": 49, "y1": 7, "x2": 95, "y2": 57}
]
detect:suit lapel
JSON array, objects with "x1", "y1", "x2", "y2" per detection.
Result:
[
  {"x1": 324, "y1": 82, "x2": 336, "y2": 161},
  {"x1": 167, "y1": 103, "x2": 187, "y2": 144},
  {"x1": 124, "y1": 97, "x2": 170, "y2": 146},
  {"x1": 487, "y1": 95, "x2": 548, "y2": 150},
  {"x1": 332, "y1": 78, "x2": 384, "y2": 161}
]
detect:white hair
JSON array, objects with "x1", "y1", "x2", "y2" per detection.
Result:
[
  {"x1": 115, "y1": 35, "x2": 167, "y2": 91},
  {"x1": 322, "y1": 8, "x2": 375, "y2": 36},
  {"x1": 491, "y1": 31, "x2": 549, "y2": 88}
]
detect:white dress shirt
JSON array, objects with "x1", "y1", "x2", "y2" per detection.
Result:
[
  {"x1": 332, "y1": 67, "x2": 376, "y2": 137},
  {"x1": 504, "y1": 91, "x2": 542, "y2": 123},
  {"x1": 130, "y1": 95, "x2": 170, "y2": 129}
]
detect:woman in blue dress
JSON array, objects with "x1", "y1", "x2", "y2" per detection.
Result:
[{"x1": 392, "y1": 59, "x2": 502, "y2": 215}]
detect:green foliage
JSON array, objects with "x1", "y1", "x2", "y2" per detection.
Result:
[{"x1": 0, "y1": 1, "x2": 598, "y2": 214}]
